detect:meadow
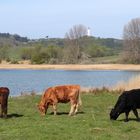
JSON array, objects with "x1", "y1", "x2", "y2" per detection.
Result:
[{"x1": 0, "y1": 92, "x2": 140, "y2": 140}]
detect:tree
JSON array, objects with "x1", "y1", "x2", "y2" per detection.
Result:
[
  {"x1": 64, "y1": 24, "x2": 87, "y2": 63},
  {"x1": 123, "y1": 18, "x2": 140, "y2": 63},
  {"x1": 30, "y1": 45, "x2": 49, "y2": 64},
  {"x1": 0, "y1": 45, "x2": 10, "y2": 60}
]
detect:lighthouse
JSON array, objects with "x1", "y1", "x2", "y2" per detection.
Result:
[{"x1": 87, "y1": 27, "x2": 91, "y2": 36}]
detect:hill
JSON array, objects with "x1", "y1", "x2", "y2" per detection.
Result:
[
  {"x1": 33, "y1": 36, "x2": 122, "y2": 49},
  {"x1": 0, "y1": 33, "x2": 122, "y2": 49},
  {"x1": 0, "y1": 33, "x2": 28, "y2": 47},
  {"x1": 0, "y1": 33, "x2": 123, "y2": 64}
]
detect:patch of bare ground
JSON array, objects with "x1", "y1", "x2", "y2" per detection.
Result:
[{"x1": 1, "y1": 63, "x2": 140, "y2": 70}]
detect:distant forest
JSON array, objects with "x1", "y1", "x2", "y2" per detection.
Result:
[{"x1": 0, "y1": 32, "x2": 123, "y2": 64}]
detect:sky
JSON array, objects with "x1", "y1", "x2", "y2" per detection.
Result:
[{"x1": 0, "y1": 0, "x2": 140, "y2": 39}]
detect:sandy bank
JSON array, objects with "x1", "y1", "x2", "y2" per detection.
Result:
[{"x1": 0, "y1": 64, "x2": 140, "y2": 70}]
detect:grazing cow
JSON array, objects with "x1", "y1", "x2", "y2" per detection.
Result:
[
  {"x1": 38, "y1": 85, "x2": 81, "y2": 116},
  {"x1": 110, "y1": 89, "x2": 140, "y2": 122},
  {"x1": 0, "y1": 87, "x2": 10, "y2": 118}
]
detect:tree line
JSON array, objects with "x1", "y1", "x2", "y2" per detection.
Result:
[
  {"x1": 0, "y1": 41, "x2": 115, "y2": 64},
  {"x1": 0, "y1": 18, "x2": 139, "y2": 64}
]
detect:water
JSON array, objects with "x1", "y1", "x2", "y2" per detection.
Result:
[{"x1": 0, "y1": 69, "x2": 140, "y2": 96}]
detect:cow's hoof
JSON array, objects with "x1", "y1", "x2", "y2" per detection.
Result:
[
  {"x1": 137, "y1": 118, "x2": 140, "y2": 122},
  {"x1": 0, "y1": 115, "x2": 2, "y2": 118},
  {"x1": 68, "y1": 113, "x2": 74, "y2": 116},
  {"x1": 41, "y1": 114, "x2": 46, "y2": 117},
  {"x1": 124, "y1": 119, "x2": 129, "y2": 122}
]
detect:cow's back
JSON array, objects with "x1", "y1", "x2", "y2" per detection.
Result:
[
  {"x1": 50, "y1": 85, "x2": 80, "y2": 103},
  {"x1": 125, "y1": 89, "x2": 140, "y2": 107}
]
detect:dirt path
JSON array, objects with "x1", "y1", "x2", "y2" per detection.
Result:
[{"x1": 0, "y1": 64, "x2": 140, "y2": 70}]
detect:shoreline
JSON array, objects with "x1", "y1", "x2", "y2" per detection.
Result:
[{"x1": 0, "y1": 64, "x2": 140, "y2": 71}]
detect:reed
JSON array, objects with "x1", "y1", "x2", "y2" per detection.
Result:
[
  {"x1": 81, "y1": 86, "x2": 122, "y2": 94},
  {"x1": 81, "y1": 75, "x2": 140, "y2": 94},
  {"x1": 113, "y1": 75, "x2": 140, "y2": 91}
]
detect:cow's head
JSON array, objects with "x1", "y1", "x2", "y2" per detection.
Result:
[
  {"x1": 38, "y1": 104, "x2": 46, "y2": 116},
  {"x1": 110, "y1": 108, "x2": 121, "y2": 120},
  {"x1": 38, "y1": 101, "x2": 49, "y2": 116},
  {"x1": 110, "y1": 93, "x2": 126, "y2": 120}
]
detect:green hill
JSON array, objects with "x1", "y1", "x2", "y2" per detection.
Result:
[{"x1": 0, "y1": 33, "x2": 123, "y2": 64}]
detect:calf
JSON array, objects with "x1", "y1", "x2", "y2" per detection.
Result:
[
  {"x1": 0, "y1": 87, "x2": 10, "y2": 118},
  {"x1": 38, "y1": 85, "x2": 81, "y2": 116},
  {"x1": 110, "y1": 88, "x2": 140, "y2": 122}
]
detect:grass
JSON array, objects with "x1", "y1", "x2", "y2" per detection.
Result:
[
  {"x1": 0, "y1": 92, "x2": 140, "y2": 140},
  {"x1": 92, "y1": 55, "x2": 120, "y2": 64}
]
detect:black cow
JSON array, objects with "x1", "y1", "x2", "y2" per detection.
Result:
[{"x1": 110, "y1": 89, "x2": 140, "y2": 122}]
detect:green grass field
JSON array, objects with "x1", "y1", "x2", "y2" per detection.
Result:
[
  {"x1": 0, "y1": 92, "x2": 140, "y2": 140},
  {"x1": 92, "y1": 55, "x2": 120, "y2": 64}
]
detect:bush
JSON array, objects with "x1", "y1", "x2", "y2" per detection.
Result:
[
  {"x1": 10, "y1": 60, "x2": 19, "y2": 64},
  {"x1": 84, "y1": 45, "x2": 114, "y2": 58},
  {"x1": 31, "y1": 56, "x2": 45, "y2": 64},
  {"x1": 20, "y1": 48, "x2": 32, "y2": 60},
  {"x1": 48, "y1": 58, "x2": 58, "y2": 64},
  {"x1": 6, "y1": 58, "x2": 11, "y2": 62}
]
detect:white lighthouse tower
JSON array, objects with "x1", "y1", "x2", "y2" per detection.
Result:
[{"x1": 87, "y1": 27, "x2": 91, "y2": 36}]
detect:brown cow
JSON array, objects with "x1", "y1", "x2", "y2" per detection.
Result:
[
  {"x1": 38, "y1": 85, "x2": 81, "y2": 116},
  {"x1": 0, "y1": 87, "x2": 9, "y2": 118}
]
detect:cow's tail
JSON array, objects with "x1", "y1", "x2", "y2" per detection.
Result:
[{"x1": 78, "y1": 89, "x2": 82, "y2": 106}]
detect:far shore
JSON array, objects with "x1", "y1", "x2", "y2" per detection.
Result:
[{"x1": 1, "y1": 63, "x2": 140, "y2": 71}]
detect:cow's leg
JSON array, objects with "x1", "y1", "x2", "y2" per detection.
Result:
[
  {"x1": 133, "y1": 109, "x2": 140, "y2": 121},
  {"x1": 74, "y1": 103, "x2": 79, "y2": 115},
  {"x1": 125, "y1": 110, "x2": 130, "y2": 122},
  {"x1": 53, "y1": 104, "x2": 57, "y2": 115},
  {"x1": 69, "y1": 104, "x2": 74, "y2": 116},
  {"x1": 1, "y1": 107, "x2": 4, "y2": 118},
  {"x1": 2, "y1": 109, "x2": 7, "y2": 118},
  {"x1": 0, "y1": 96, "x2": 4, "y2": 118},
  {"x1": 69, "y1": 99, "x2": 74, "y2": 116},
  {"x1": 0, "y1": 104, "x2": 2, "y2": 118},
  {"x1": 69, "y1": 103, "x2": 76, "y2": 116},
  {"x1": 2, "y1": 99, "x2": 8, "y2": 118},
  {"x1": 1, "y1": 104, "x2": 7, "y2": 118},
  {"x1": 3, "y1": 107, "x2": 7, "y2": 118},
  {"x1": 1, "y1": 100, "x2": 5, "y2": 118}
]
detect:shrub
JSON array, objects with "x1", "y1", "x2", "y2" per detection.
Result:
[{"x1": 10, "y1": 60, "x2": 19, "y2": 64}]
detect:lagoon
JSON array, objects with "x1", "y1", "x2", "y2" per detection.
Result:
[{"x1": 0, "y1": 69, "x2": 140, "y2": 96}]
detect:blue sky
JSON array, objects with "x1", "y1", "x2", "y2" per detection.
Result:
[{"x1": 0, "y1": 0, "x2": 140, "y2": 39}]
